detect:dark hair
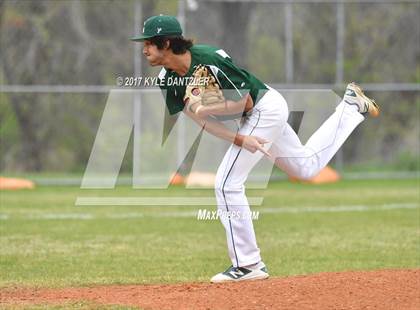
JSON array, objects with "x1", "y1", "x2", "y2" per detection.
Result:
[{"x1": 149, "y1": 35, "x2": 193, "y2": 54}]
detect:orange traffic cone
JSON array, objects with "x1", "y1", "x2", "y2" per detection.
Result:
[{"x1": 289, "y1": 166, "x2": 340, "y2": 184}]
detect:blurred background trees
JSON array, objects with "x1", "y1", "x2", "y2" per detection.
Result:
[{"x1": 0, "y1": 0, "x2": 418, "y2": 174}]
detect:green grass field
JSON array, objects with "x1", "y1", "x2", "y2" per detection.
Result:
[{"x1": 0, "y1": 179, "x2": 419, "y2": 288}]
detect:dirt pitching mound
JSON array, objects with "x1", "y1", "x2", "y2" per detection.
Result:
[{"x1": 1, "y1": 269, "x2": 418, "y2": 309}]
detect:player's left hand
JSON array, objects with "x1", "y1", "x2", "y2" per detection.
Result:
[
  {"x1": 186, "y1": 100, "x2": 200, "y2": 113},
  {"x1": 195, "y1": 105, "x2": 209, "y2": 118},
  {"x1": 185, "y1": 101, "x2": 209, "y2": 119}
]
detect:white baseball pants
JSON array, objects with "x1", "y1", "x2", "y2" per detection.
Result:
[{"x1": 214, "y1": 88, "x2": 365, "y2": 267}]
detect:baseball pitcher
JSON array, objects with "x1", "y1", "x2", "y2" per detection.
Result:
[{"x1": 131, "y1": 15, "x2": 379, "y2": 283}]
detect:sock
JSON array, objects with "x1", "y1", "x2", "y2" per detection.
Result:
[
  {"x1": 346, "y1": 103, "x2": 359, "y2": 113},
  {"x1": 244, "y1": 261, "x2": 262, "y2": 269}
]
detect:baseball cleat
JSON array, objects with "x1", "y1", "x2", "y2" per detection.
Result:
[
  {"x1": 210, "y1": 261, "x2": 269, "y2": 283},
  {"x1": 344, "y1": 82, "x2": 380, "y2": 117}
]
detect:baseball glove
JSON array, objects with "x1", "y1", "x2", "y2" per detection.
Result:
[{"x1": 183, "y1": 65, "x2": 225, "y2": 112}]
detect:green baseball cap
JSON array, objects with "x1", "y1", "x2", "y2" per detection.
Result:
[{"x1": 130, "y1": 15, "x2": 182, "y2": 42}]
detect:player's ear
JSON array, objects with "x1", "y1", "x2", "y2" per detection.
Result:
[{"x1": 163, "y1": 38, "x2": 171, "y2": 51}]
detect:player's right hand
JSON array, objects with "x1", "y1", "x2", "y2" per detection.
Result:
[{"x1": 241, "y1": 135, "x2": 271, "y2": 157}]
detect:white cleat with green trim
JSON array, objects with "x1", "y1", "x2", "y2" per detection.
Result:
[
  {"x1": 210, "y1": 261, "x2": 269, "y2": 283},
  {"x1": 344, "y1": 82, "x2": 380, "y2": 117}
]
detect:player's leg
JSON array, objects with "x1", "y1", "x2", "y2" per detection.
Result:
[
  {"x1": 270, "y1": 83, "x2": 378, "y2": 179},
  {"x1": 214, "y1": 142, "x2": 265, "y2": 268},
  {"x1": 211, "y1": 90, "x2": 288, "y2": 283},
  {"x1": 211, "y1": 84, "x2": 377, "y2": 282}
]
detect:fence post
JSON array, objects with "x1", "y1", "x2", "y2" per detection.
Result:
[
  {"x1": 285, "y1": 2, "x2": 294, "y2": 83},
  {"x1": 177, "y1": 0, "x2": 187, "y2": 170},
  {"x1": 133, "y1": 0, "x2": 142, "y2": 187},
  {"x1": 335, "y1": 1, "x2": 345, "y2": 172}
]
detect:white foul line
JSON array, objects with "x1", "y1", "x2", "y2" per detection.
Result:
[
  {"x1": 75, "y1": 196, "x2": 264, "y2": 206},
  {"x1": 0, "y1": 203, "x2": 418, "y2": 220},
  {"x1": 258, "y1": 203, "x2": 419, "y2": 214}
]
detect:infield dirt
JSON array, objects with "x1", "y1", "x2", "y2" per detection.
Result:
[{"x1": 1, "y1": 269, "x2": 418, "y2": 309}]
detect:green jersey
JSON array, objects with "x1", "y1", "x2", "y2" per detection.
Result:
[{"x1": 158, "y1": 44, "x2": 268, "y2": 116}]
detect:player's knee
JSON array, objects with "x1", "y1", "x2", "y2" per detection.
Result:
[
  {"x1": 297, "y1": 173, "x2": 314, "y2": 181},
  {"x1": 294, "y1": 167, "x2": 319, "y2": 180},
  {"x1": 214, "y1": 178, "x2": 243, "y2": 196},
  {"x1": 290, "y1": 155, "x2": 321, "y2": 180},
  {"x1": 214, "y1": 175, "x2": 224, "y2": 194}
]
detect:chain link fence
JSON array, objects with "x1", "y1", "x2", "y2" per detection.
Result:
[{"x1": 0, "y1": 0, "x2": 418, "y2": 182}]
